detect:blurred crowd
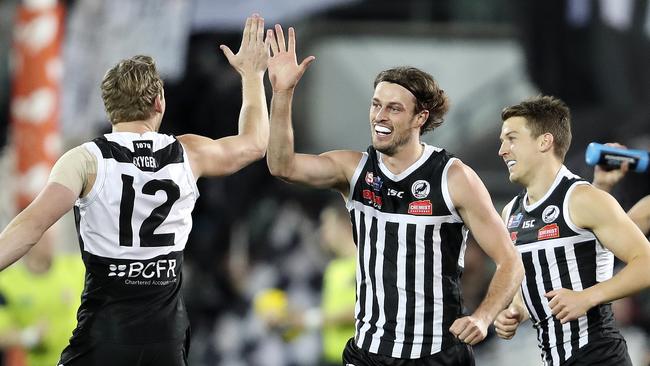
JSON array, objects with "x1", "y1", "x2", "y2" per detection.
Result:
[{"x1": 0, "y1": 0, "x2": 649, "y2": 365}]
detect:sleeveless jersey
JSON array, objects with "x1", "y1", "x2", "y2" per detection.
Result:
[
  {"x1": 347, "y1": 144, "x2": 468, "y2": 359},
  {"x1": 70, "y1": 132, "x2": 198, "y2": 345},
  {"x1": 505, "y1": 166, "x2": 622, "y2": 365}
]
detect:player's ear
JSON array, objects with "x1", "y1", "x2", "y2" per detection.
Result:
[
  {"x1": 154, "y1": 93, "x2": 164, "y2": 113},
  {"x1": 539, "y1": 133, "x2": 554, "y2": 153},
  {"x1": 416, "y1": 110, "x2": 428, "y2": 128}
]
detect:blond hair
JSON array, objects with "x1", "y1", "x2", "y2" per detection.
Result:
[{"x1": 101, "y1": 55, "x2": 163, "y2": 124}]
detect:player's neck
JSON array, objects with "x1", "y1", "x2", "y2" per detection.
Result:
[
  {"x1": 380, "y1": 141, "x2": 424, "y2": 175},
  {"x1": 112, "y1": 118, "x2": 159, "y2": 134},
  {"x1": 525, "y1": 161, "x2": 563, "y2": 205}
]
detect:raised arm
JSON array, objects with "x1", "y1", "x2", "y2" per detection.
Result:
[
  {"x1": 179, "y1": 14, "x2": 270, "y2": 178},
  {"x1": 545, "y1": 185, "x2": 650, "y2": 323},
  {"x1": 447, "y1": 160, "x2": 524, "y2": 345},
  {"x1": 591, "y1": 143, "x2": 650, "y2": 235},
  {"x1": 266, "y1": 24, "x2": 360, "y2": 194}
]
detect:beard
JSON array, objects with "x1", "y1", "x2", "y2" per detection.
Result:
[{"x1": 373, "y1": 130, "x2": 412, "y2": 156}]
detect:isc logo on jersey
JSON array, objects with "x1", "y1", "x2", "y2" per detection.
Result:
[
  {"x1": 522, "y1": 219, "x2": 535, "y2": 229},
  {"x1": 108, "y1": 259, "x2": 177, "y2": 284}
]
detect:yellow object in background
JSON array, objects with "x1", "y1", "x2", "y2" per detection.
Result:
[
  {"x1": 321, "y1": 256, "x2": 357, "y2": 363},
  {"x1": 254, "y1": 288, "x2": 288, "y2": 321},
  {"x1": 0, "y1": 254, "x2": 84, "y2": 366},
  {"x1": 253, "y1": 288, "x2": 304, "y2": 341}
]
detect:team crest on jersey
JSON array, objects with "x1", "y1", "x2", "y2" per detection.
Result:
[
  {"x1": 542, "y1": 205, "x2": 560, "y2": 223},
  {"x1": 408, "y1": 200, "x2": 432, "y2": 215},
  {"x1": 507, "y1": 213, "x2": 523, "y2": 228},
  {"x1": 537, "y1": 223, "x2": 560, "y2": 240},
  {"x1": 411, "y1": 180, "x2": 430, "y2": 199}
]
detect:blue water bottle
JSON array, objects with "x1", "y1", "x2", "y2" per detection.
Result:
[{"x1": 585, "y1": 142, "x2": 649, "y2": 173}]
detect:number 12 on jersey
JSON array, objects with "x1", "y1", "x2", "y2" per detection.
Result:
[{"x1": 119, "y1": 174, "x2": 180, "y2": 247}]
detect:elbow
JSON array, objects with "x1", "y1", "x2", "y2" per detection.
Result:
[
  {"x1": 511, "y1": 254, "x2": 525, "y2": 285},
  {"x1": 265, "y1": 146, "x2": 295, "y2": 179},
  {"x1": 627, "y1": 247, "x2": 650, "y2": 287},
  {"x1": 267, "y1": 164, "x2": 281, "y2": 177},
  {"x1": 266, "y1": 157, "x2": 293, "y2": 180},
  {"x1": 498, "y1": 250, "x2": 525, "y2": 285},
  {"x1": 250, "y1": 144, "x2": 267, "y2": 161},
  {"x1": 640, "y1": 254, "x2": 650, "y2": 289},
  {"x1": 252, "y1": 130, "x2": 269, "y2": 159},
  {"x1": 238, "y1": 122, "x2": 268, "y2": 160},
  {"x1": 267, "y1": 164, "x2": 291, "y2": 180},
  {"x1": 240, "y1": 131, "x2": 267, "y2": 161},
  {"x1": 241, "y1": 137, "x2": 267, "y2": 163},
  {"x1": 220, "y1": 145, "x2": 267, "y2": 176},
  {"x1": 242, "y1": 146, "x2": 266, "y2": 169},
  {"x1": 514, "y1": 259, "x2": 525, "y2": 284}
]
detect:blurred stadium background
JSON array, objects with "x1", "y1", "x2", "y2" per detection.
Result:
[{"x1": 0, "y1": 0, "x2": 648, "y2": 365}]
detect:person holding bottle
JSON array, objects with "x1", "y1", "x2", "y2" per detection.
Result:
[
  {"x1": 493, "y1": 96, "x2": 650, "y2": 365},
  {"x1": 591, "y1": 143, "x2": 650, "y2": 235}
]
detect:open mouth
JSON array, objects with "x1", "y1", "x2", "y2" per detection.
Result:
[
  {"x1": 506, "y1": 160, "x2": 516, "y2": 168},
  {"x1": 374, "y1": 125, "x2": 392, "y2": 136}
]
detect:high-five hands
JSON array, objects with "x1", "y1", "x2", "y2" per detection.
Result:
[
  {"x1": 267, "y1": 24, "x2": 316, "y2": 91},
  {"x1": 220, "y1": 13, "x2": 271, "y2": 77}
]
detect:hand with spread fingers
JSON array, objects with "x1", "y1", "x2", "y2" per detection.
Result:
[
  {"x1": 545, "y1": 288, "x2": 593, "y2": 324},
  {"x1": 267, "y1": 24, "x2": 316, "y2": 92},
  {"x1": 220, "y1": 13, "x2": 271, "y2": 77},
  {"x1": 449, "y1": 315, "x2": 488, "y2": 345}
]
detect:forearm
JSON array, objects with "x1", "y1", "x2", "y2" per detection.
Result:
[
  {"x1": 238, "y1": 73, "x2": 269, "y2": 153},
  {"x1": 0, "y1": 183, "x2": 75, "y2": 271},
  {"x1": 267, "y1": 90, "x2": 297, "y2": 178},
  {"x1": 0, "y1": 213, "x2": 45, "y2": 271},
  {"x1": 473, "y1": 260, "x2": 524, "y2": 323},
  {"x1": 584, "y1": 255, "x2": 650, "y2": 306}
]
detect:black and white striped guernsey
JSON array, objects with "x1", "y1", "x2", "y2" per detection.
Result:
[
  {"x1": 346, "y1": 144, "x2": 469, "y2": 359},
  {"x1": 68, "y1": 132, "x2": 199, "y2": 346},
  {"x1": 505, "y1": 166, "x2": 623, "y2": 365}
]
